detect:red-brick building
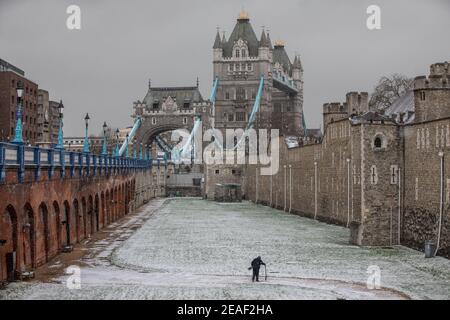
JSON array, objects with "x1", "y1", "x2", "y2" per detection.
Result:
[{"x1": 0, "y1": 59, "x2": 39, "y2": 145}]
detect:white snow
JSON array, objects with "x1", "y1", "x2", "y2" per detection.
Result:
[{"x1": 1, "y1": 198, "x2": 449, "y2": 300}]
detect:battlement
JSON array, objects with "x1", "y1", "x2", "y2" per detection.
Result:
[
  {"x1": 414, "y1": 74, "x2": 450, "y2": 90},
  {"x1": 430, "y1": 61, "x2": 450, "y2": 76},
  {"x1": 323, "y1": 102, "x2": 347, "y2": 114},
  {"x1": 414, "y1": 61, "x2": 450, "y2": 90}
]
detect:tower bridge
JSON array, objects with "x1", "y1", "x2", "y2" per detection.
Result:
[{"x1": 127, "y1": 11, "x2": 305, "y2": 161}]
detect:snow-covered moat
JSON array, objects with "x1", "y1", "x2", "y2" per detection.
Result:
[{"x1": 1, "y1": 198, "x2": 449, "y2": 300}]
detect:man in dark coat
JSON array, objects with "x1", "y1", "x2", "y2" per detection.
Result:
[{"x1": 249, "y1": 256, "x2": 266, "y2": 282}]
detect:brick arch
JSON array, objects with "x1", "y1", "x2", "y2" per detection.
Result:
[
  {"x1": 125, "y1": 181, "x2": 130, "y2": 214},
  {"x1": 120, "y1": 184, "x2": 124, "y2": 217},
  {"x1": 61, "y1": 200, "x2": 71, "y2": 247},
  {"x1": 94, "y1": 194, "x2": 100, "y2": 232},
  {"x1": 52, "y1": 201, "x2": 61, "y2": 254},
  {"x1": 105, "y1": 190, "x2": 111, "y2": 224},
  {"x1": 22, "y1": 203, "x2": 35, "y2": 270},
  {"x1": 109, "y1": 188, "x2": 114, "y2": 222},
  {"x1": 114, "y1": 187, "x2": 118, "y2": 221},
  {"x1": 88, "y1": 195, "x2": 94, "y2": 235},
  {"x1": 72, "y1": 199, "x2": 80, "y2": 243},
  {"x1": 2, "y1": 204, "x2": 19, "y2": 281},
  {"x1": 100, "y1": 192, "x2": 105, "y2": 228},
  {"x1": 81, "y1": 197, "x2": 87, "y2": 239},
  {"x1": 37, "y1": 202, "x2": 50, "y2": 264}
]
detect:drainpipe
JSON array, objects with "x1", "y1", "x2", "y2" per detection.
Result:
[
  {"x1": 314, "y1": 161, "x2": 318, "y2": 220},
  {"x1": 436, "y1": 151, "x2": 444, "y2": 256},
  {"x1": 284, "y1": 165, "x2": 287, "y2": 211},
  {"x1": 289, "y1": 164, "x2": 293, "y2": 212},
  {"x1": 346, "y1": 158, "x2": 351, "y2": 227}
]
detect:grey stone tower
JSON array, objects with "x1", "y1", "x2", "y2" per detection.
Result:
[{"x1": 212, "y1": 11, "x2": 305, "y2": 138}]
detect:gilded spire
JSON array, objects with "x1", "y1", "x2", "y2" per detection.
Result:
[
  {"x1": 274, "y1": 39, "x2": 285, "y2": 47},
  {"x1": 238, "y1": 9, "x2": 249, "y2": 21}
]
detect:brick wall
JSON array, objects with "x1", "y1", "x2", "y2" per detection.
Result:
[{"x1": 0, "y1": 165, "x2": 165, "y2": 283}]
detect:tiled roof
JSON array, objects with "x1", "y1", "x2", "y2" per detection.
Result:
[
  {"x1": 143, "y1": 86, "x2": 203, "y2": 106},
  {"x1": 222, "y1": 19, "x2": 259, "y2": 58}
]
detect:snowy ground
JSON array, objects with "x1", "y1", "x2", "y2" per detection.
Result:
[{"x1": 1, "y1": 198, "x2": 449, "y2": 300}]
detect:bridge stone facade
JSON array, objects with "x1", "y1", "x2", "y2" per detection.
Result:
[
  {"x1": 0, "y1": 142, "x2": 165, "y2": 283},
  {"x1": 213, "y1": 11, "x2": 304, "y2": 137},
  {"x1": 132, "y1": 85, "x2": 212, "y2": 157}
]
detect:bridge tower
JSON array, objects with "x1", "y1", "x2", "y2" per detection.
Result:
[{"x1": 213, "y1": 11, "x2": 305, "y2": 138}]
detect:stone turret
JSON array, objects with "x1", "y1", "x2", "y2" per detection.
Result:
[
  {"x1": 213, "y1": 30, "x2": 223, "y2": 61},
  {"x1": 346, "y1": 92, "x2": 369, "y2": 115},
  {"x1": 413, "y1": 61, "x2": 450, "y2": 122},
  {"x1": 292, "y1": 55, "x2": 303, "y2": 82},
  {"x1": 258, "y1": 30, "x2": 270, "y2": 60}
]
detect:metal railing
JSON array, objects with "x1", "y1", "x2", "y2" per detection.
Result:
[{"x1": 0, "y1": 142, "x2": 164, "y2": 184}]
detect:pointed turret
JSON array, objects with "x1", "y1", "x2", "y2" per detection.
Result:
[
  {"x1": 273, "y1": 40, "x2": 292, "y2": 74},
  {"x1": 221, "y1": 31, "x2": 226, "y2": 45},
  {"x1": 266, "y1": 32, "x2": 273, "y2": 50},
  {"x1": 222, "y1": 11, "x2": 259, "y2": 57},
  {"x1": 213, "y1": 29, "x2": 224, "y2": 61},
  {"x1": 259, "y1": 29, "x2": 269, "y2": 47},
  {"x1": 213, "y1": 30, "x2": 222, "y2": 49},
  {"x1": 293, "y1": 55, "x2": 303, "y2": 71}
]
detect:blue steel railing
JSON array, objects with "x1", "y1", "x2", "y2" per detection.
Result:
[{"x1": 0, "y1": 142, "x2": 164, "y2": 184}]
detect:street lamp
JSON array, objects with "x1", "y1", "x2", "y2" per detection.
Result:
[
  {"x1": 115, "y1": 128, "x2": 120, "y2": 157},
  {"x1": 55, "y1": 100, "x2": 64, "y2": 149},
  {"x1": 83, "y1": 113, "x2": 90, "y2": 153},
  {"x1": 12, "y1": 80, "x2": 24, "y2": 144},
  {"x1": 102, "y1": 121, "x2": 108, "y2": 155},
  {"x1": 125, "y1": 132, "x2": 129, "y2": 157}
]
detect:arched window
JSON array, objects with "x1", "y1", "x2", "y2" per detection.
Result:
[
  {"x1": 235, "y1": 49, "x2": 240, "y2": 58},
  {"x1": 374, "y1": 137, "x2": 382, "y2": 148},
  {"x1": 241, "y1": 49, "x2": 247, "y2": 58}
]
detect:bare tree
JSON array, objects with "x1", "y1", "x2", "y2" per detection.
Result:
[{"x1": 369, "y1": 74, "x2": 413, "y2": 111}]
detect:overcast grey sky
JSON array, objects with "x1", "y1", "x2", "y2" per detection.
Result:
[{"x1": 1, "y1": 0, "x2": 449, "y2": 136}]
